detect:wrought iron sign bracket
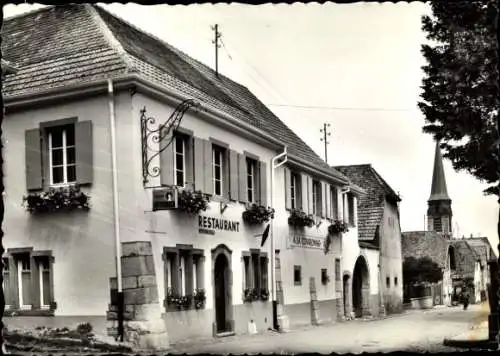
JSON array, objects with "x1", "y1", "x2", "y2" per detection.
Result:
[{"x1": 141, "y1": 99, "x2": 200, "y2": 187}]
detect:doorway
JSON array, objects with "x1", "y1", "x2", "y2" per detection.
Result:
[
  {"x1": 343, "y1": 274, "x2": 350, "y2": 317},
  {"x1": 352, "y1": 256, "x2": 370, "y2": 318},
  {"x1": 212, "y1": 244, "x2": 234, "y2": 335}
]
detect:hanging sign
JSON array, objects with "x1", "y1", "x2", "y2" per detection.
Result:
[
  {"x1": 198, "y1": 215, "x2": 240, "y2": 235},
  {"x1": 152, "y1": 187, "x2": 178, "y2": 211},
  {"x1": 288, "y1": 234, "x2": 323, "y2": 250}
]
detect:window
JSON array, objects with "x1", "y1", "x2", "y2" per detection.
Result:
[
  {"x1": 394, "y1": 277, "x2": 398, "y2": 286},
  {"x1": 242, "y1": 250, "x2": 268, "y2": 300},
  {"x1": 48, "y1": 124, "x2": 76, "y2": 186},
  {"x1": 174, "y1": 135, "x2": 187, "y2": 187},
  {"x1": 347, "y1": 193, "x2": 355, "y2": 226},
  {"x1": 335, "y1": 259, "x2": 341, "y2": 281},
  {"x1": 294, "y1": 265, "x2": 302, "y2": 286},
  {"x1": 290, "y1": 172, "x2": 300, "y2": 210},
  {"x1": 312, "y1": 180, "x2": 321, "y2": 217},
  {"x1": 330, "y1": 186, "x2": 338, "y2": 219},
  {"x1": 246, "y1": 158, "x2": 257, "y2": 203},
  {"x1": 433, "y1": 217, "x2": 442, "y2": 232},
  {"x1": 386, "y1": 276, "x2": 390, "y2": 288},
  {"x1": 3, "y1": 249, "x2": 55, "y2": 315},
  {"x1": 163, "y1": 246, "x2": 205, "y2": 311},
  {"x1": 321, "y1": 268, "x2": 328, "y2": 285},
  {"x1": 212, "y1": 146, "x2": 225, "y2": 196}
]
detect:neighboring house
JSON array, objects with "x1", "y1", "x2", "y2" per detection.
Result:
[
  {"x1": 463, "y1": 236, "x2": 496, "y2": 301},
  {"x1": 401, "y1": 231, "x2": 450, "y2": 306},
  {"x1": 1, "y1": 4, "x2": 367, "y2": 347},
  {"x1": 335, "y1": 164, "x2": 403, "y2": 315}
]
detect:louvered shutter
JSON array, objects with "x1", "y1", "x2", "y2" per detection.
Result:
[
  {"x1": 337, "y1": 189, "x2": 343, "y2": 220},
  {"x1": 193, "y1": 137, "x2": 205, "y2": 192},
  {"x1": 307, "y1": 176, "x2": 313, "y2": 215},
  {"x1": 300, "y1": 173, "x2": 308, "y2": 214},
  {"x1": 259, "y1": 161, "x2": 267, "y2": 207},
  {"x1": 185, "y1": 136, "x2": 194, "y2": 188},
  {"x1": 203, "y1": 140, "x2": 213, "y2": 195},
  {"x1": 159, "y1": 127, "x2": 175, "y2": 186},
  {"x1": 321, "y1": 181, "x2": 326, "y2": 218},
  {"x1": 238, "y1": 154, "x2": 247, "y2": 203},
  {"x1": 229, "y1": 150, "x2": 239, "y2": 201},
  {"x1": 325, "y1": 184, "x2": 331, "y2": 219},
  {"x1": 75, "y1": 121, "x2": 93, "y2": 185},
  {"x1": 284, "y1": 168, "x2": 291, "y2": 210},
  {"x1": 25, "y1": 129, "x2": 43, "y2": 190}
]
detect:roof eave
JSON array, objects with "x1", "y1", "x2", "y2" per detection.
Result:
[{"x1": 287, "y1": 156, "x2": 349, "y2": 185}]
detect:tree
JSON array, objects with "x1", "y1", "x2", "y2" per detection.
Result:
[
  {"x1": 403, "y1": 256, "x2": 442, "y2": 286},
  {"x1": 418, "y1": 2, "x2": 499, "y2": 244}
]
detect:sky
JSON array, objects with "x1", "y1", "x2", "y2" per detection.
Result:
[{"x1": 3, "y1": 3, "x2": 499, "y2": 251}]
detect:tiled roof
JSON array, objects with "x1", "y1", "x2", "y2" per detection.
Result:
[
  {"x1": 461, "y1": 237, "x2": 496, "y2": 266},
  {"x1": 335, "y1": 164, "x2": 400, "y2": 241},
  {"x1": 2, "y1": 4, "x2": 349, "y2": 184},
  {"x1": 401, "y1": 231, "x2": 449, "y2": 269},
  {"x1": 449, "y1": 240, "x2": 479, "y2": 279}
]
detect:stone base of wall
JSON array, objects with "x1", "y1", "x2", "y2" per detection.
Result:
[
  {"x1": 369, "y1": 294, "x2": 380, "y2": 317},
  {"x1": 285, "y1": 298, "x2": 339, "y2": 329},
  {"x1": 164, "y1": 301, "x2": 272, "y2": 344}
]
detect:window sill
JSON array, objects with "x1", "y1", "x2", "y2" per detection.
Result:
[{"x1": 4, "y1": 308, "x2": 55, "y2": 317}]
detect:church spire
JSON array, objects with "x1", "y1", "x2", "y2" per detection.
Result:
[{"x1": 429, "y1": 140, "x2": 450, "y2": 201}]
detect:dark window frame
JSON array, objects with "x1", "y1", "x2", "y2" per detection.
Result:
[{"x1": 294, "y1": 265, "x2": 302, "y2": 286}]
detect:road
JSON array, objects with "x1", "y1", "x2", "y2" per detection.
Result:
[{"x1": 169, "y1": 303, "x2": 489, "y2": 354}]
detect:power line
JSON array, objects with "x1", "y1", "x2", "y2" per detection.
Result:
[{"x1": 266, "y1": 103, "x2": 414, "y2": 112}]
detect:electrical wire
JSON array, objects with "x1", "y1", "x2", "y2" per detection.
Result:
[{"x1": 266, "y1": 104, "x2": 414, "y2": 112}]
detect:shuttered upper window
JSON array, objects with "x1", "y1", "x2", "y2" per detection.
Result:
[
  {"x1": 246, "y1": 158, "x2": 257, "y2": 203},
  {"x1": 212, "y1": 145, "x2": 225, "y2": 196},
  {"x1": 174, "y1": 135, "x2": 187, "y2": 187},
  {"x1": 25, "y1": 119, "x2": 93, "y2": 191}
]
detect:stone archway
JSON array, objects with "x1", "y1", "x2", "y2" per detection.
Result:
[
  {"x1": 211, "y1": 244, "x2": 234, "y2": 335},
  {"x1": 352, "y1": 255, "x2": 370, "y2": 318}
]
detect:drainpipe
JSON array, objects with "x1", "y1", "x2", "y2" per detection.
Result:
[
  {"x1": 108, "y1": 78, "x2": 124, "y2": 341},
  {"x1": 270, "y1": 146, "x2": 288, "y2": 330}
]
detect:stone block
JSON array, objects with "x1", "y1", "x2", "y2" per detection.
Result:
[
  {"x1": 124, "y1": 286, "x2": 159, "y2": 305},
  {"x1": 107, "y1": 310, "x2": 134, "y2": 321},
  {"x1": 134, "y1": 304, "x2": 162, "y2": 321},
  {"x1": 127, "y1": 319, "x2": 167, "y2": 334},
  {"x1": 109, "y1": 304, "x2": 118, "y2": 312},
  {"x1": 122, "y1": 256, "x2": 156, "y2": 277},
  {"x1": 107, "y1": 327, "x2": 118, "y2": 337},
  {"x1": 125, "y1": 304, "x2": 135, "y2": 313},
  {"x1": 123, "y1": 276, "x2": 138, "y2": 290},
  {"x1": 138, "y1": 275, "x2": 156, "y2": 288},
  {"x1": 122, "y1": 241, "x2": 153, "y2": 257},
  {"x1": 110, "y1": 277, "x2": 118, "y2": 290}
]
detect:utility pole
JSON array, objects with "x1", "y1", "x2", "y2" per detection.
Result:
[
  {"x1": 320, "y1": 123, "x2": 331, "y2": 164},
  {"x1": 212, "y1": 24, "x2": 221, "y2": 77}
]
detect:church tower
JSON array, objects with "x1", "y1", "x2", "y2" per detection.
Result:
[{"x1": 427, "y1": 140, "x2": 452, "y2": 235}]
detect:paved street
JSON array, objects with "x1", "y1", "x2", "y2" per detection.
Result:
[{"x1": 169, "y1": 303, "x2": 489, "y2": 354}]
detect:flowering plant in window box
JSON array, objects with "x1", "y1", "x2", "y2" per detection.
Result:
[
  {"x1": 259, "y1": 288, "x2": 270, "y2": 301},
  {"x1": 287, "y1": 209, "x2": 315, "y2": 228},
  {"x1": 166, "y1": 288, "x2": 193, "y2": 309},
  {"x1": 242, "y1": 204, "x2": 275, "y2": 225},
  {"x1": 193, "y1": 288, "x2": 206, "y2": 309},
  {"x1": 178, "y1": 189, "x2": 210, "y2": 214},
  {"x1": 243, "y1": 288, "x2": 260, "y2": 303},
  {"x1": 328, "y1": 220, "x2": 349, "y2": 235},
  {"x1": 22, "y1": 184, "x2": 90, "y2": 214}
]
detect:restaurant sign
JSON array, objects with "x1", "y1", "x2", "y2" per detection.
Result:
[
  {"x1": 198, "y1": 215, "x2": 240, "y2": 235},
  {"x1": 288, "y1": 234, "x2": 323, "y2": 250}
]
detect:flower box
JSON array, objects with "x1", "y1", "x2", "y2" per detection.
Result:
[
  {"x1": 22, "y1": 184, "x2": 90, "y2": 214},
  {"x1": 287, "y1": 209, "x2": 315, "y2": 228},
  {"x1": 242, "y1": 204, "x2": 275, "y2": 225},
  {"x1": 177, "y1": 189, "x2": 210, "y2": 214}
]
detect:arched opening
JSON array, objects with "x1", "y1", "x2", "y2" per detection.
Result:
[
  {"x1": 211, "y1": 244, "x2": 233, "y2": 335},
  {"x1": 343, "y1": 274, "x2": 350, "y2": 318},
  {"x1": 352, "y1": 255, "x2": 370, "y2": 318}
]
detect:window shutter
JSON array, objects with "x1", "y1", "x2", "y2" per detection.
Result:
[
  {"x1": 25, "y1": 129, "x2": 43, "y2": 190},
  {"x1": 193, "y1": 137, "x2": 205, "y2": 192},
  {"x1": 74, "y1": 121, "x2": 94, "y2": 186},
  {"x1": 203, "y1": 140, "x2": 213, "y2": 195},
  {"x1": 185, "y1": 136, "x2": 194, "y2": 188},
  {"x1": 353, "y1": 196, "x2": 358, "y2": 226},
  {"x1": 159, "y1": 127, "x2": 174, "y2": 186},
  {"x1": 325, "y1": 183, "x2": 331, "y2": 219},
  {"x1": 337, "y1": 190, "x2": 343, "y2": 220},
  {"x1": 284, "y1": 168, "x2": 291, "y2": 210},
  {"x1": 321, "y1": 181, "x2": 326, "y2": 218},
  {"x1": 259, "y1": 161, "x2": 267, "y2": 207},
  {"x1": 229, "y1": 150, "x2": 239, "y2": 201},
  {"x1": 307, "y1": 176, "x2": 313, "y2": 215},
  {"x1": 238, "y1": 153, "x2": 247, "y2": 203},
  {"x1": 300, "y1": 173, "x2": 308, "y2": 214}
]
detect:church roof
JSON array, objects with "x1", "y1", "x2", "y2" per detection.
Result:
[{"x1": 429, "y1": 141, "x2": 450, "y2": 201}]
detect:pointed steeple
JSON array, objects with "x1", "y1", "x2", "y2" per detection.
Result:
[{"x1": 429, "y1": 140, "x2": 450, "y2": 201}]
